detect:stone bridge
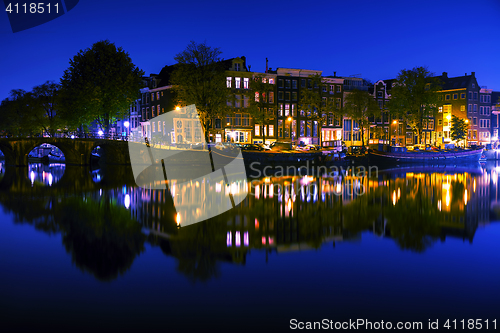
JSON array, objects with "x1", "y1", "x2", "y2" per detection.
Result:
[{"x1": 0, "y1": 138, "x2": 131, "y2": 166}]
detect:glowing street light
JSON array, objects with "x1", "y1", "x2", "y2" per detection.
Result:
[
  {"x1": 124, "y1": 121, "x2": 129, "y2": 128},
  {"x1": 98, "y1": 130, "x2": 103, "y2": 136}
]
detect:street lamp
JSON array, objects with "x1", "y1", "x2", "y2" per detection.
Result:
[
  {"x1": 287, "y1": 117, "x2": 294, "y2": 144},
  {"x1": 392, "y1": 120, "x2": 398, "y2": 145}
]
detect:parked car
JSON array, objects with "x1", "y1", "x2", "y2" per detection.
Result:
[
  {"x1": 241, "y1": 144, "x2": 263, "y2": 151},
  {"x1": 269, "y1": 142, "x2": 293, "y2": 151}
]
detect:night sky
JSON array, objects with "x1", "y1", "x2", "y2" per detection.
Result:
[{"x1": 2, "y1": 0, "x2": 500, "y2": 101}]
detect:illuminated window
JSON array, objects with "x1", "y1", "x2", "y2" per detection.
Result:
[
  {"x1": 243, "y1": 78, "x2": 249, "y2": 89},
  {"x1": 278, "y1": 104, "x2": 283, "y2": 116},
  {"x1": 226, "y1": 77, "x2": 232, "y2": 88},
  {"x1": 158, "y1": 104, "x2": 160, "y2": 114},
  {"x1": 151, "y1": 93, "x2": 154, "y2": 101},
  {"x1": 285, "y1": 104, "x2": 290, "y2": 116},
  {"x1": 269, "y1": 78, "x2": 275, "y2": 84},
  {"x1": 461, "y1": 105, "x2": 465, "y2": 112},
  {"x1": 255, "y1": 124, "x2": 260, "y2": 136},
  {"x1": 269, "y1": 92, "x2": 274, "y2": 103},
  {"x1": 152, "y1": 106, "x2": 155, "y2": 117},
  {"x1": 235, "y1": 63, "x2": 241, "y2": 71},
  {"x1": 235, "y1": 77, "x2": 241, "y2": 89},
  {"x1": 156, "y1": 92, "x2": 160, "y2": 100},
  {"x1": 152, "y1": 122, "x2": 155, "y2": 132},
  {"x1": 269, "y1": 125, "x2": 274, "y2": 136}
]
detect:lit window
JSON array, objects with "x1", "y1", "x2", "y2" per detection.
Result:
[
  {"x1": 269, "y1": 78, "x2": 275, "y2": 84},
  {"x1": 235, "y1": 77, "x2": 241, "y2": 89},
  {"x1": 158, "y1": 121, "x2": 161, "y2": 133},
  {"x1": 269, "y1": 125, "x2": 274, "y2": 136},
  {"x1": 157, "y1": 104, "x2": 160, "y2": 115},
  {"x1": 156, "y1": 92, "x2": 160, "y2": 100},
  {"x1": 226, "y1": 77, "x2": 232, "y2": 88},
  {"x1": 269, "y1": 92, "x2": 274, "y2": 103},
  {"x1": 255, "y1": 124, "x2": 260, "y2": 136},
  {"x1": 243, "y1": 78, "x2": 249, "y2": 89},
  {"x1": 235, "y1": 63, "x2": 241, "y2": 71}
]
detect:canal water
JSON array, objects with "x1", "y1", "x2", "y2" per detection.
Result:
[{"x1": 0, "y1": 160, "x2": 499, "y2": 332}]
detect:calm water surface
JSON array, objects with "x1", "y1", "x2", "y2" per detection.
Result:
[{"x1": 1, "y1": 160, "x2": 499, "y2": 332}]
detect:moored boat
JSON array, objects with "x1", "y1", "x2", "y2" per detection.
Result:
[{"x1": 368, "y1": 148, "x2": 483, "y2": 164}]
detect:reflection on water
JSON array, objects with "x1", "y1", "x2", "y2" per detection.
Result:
[
  {"x1": 28, "y1": 163, "x2": 65, "y2": 186},
  {"x1": 0, "y1": 162, "x2": 499, "y2": 282}
]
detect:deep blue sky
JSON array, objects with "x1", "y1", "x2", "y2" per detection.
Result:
[{"x1": 2, "y1": 0, "x2": 500, "y2": 101}]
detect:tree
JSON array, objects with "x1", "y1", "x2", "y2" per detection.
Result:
[
  {"x1": 343, "y1": 89, "x2": 380, "y2": 147},
  {"x1": 60, "y1": 40, "x2": 144, "y2": 136},
  {"x1": 170, "y1": 41, "x2": 229, "y2": 141},
  {"x1": 246, "y1": 74, "x2": 275, "y2": 145},
  {"x1": 451, "y1": 115, "x2": 468, "y2": 146},
  {"x1": 31, "y1": 81, "x2": 63, "y2": 137},
  {"x1": 0, "y1": 89, "x2": 41, "y2": 137},
  {"x1": 299, "y1": 73, "x2": 339, "y2": 146},
  {"x1": 386, "y1": 66, "x2": 441, "y2": 144}
]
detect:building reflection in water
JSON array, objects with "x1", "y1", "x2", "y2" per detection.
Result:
[{"x1": 1, "y1": 162, "x2": 499, "y2": 282}]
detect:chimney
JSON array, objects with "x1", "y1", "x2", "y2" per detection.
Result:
[
  {"x1": 471, "y1": 71, "x2": 475, "y2": 77},
  {"x1": 266, "y1": 58, "x2": 268, "y2": 73},
  {"x1": 334, "y1": 71, "x2": 337, "y2": 77},
  {"x1": 442, "y1": 72, "x2": 447, "y2": 78}
]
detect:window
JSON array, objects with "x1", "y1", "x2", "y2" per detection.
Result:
[
  {"x1": 227, "y1": 98, "x2": 232, "y2": 107},
  {"x1": 468, "y1": 104, "x2": 472, "y2": 112},
  {"x1": 446, "y1": 94, "x2": 450, "y2": 100},
  {"x1": 322, "y1": 86, "x2": 327, "y2": 92},
  {"x1": 243, "y1": 78, "x2": 249, "y2": 89},
  {"x1": 480, "y1": 106, "x2": 484, "y2": 115},
  {"x1": 243, "y1": 114, "x2": 249, "y2": 126},
  {"x1": 158, "y1": 121, "x2": 161, "y2": 133},
  {"x1": 278, "y1": 91, "x2": 283, "y2": 101},
  {"x1": 473, "y1": 117, "x2": 477, "y2": 125},
  {"x1": 235, "y1": 95, "x2": 241, "y2": 108},
  {"x1": 438, "y1": 119, "x2": 442, "y2": 126},
  {"x1": 278, "y1": 120, "x2": 283, "y2": 137},
  {"x1": 322, "y1": 97, "x2": 327, "y2": 107},
  {"x1": 474, "y1": 92, "x2": 478, "y2": 100},
  {"x1": 336, "y1": 86, "x2": 341, "y2": 93},
  {"x1": 486, "y1": 106, "x2": 490, "y2": 115},
  {"x1": 269, "y1": 78, "x2": 275, "y2": 84},
  {"x1": 278, "y1": 103, "x2": 283, "y2": 116},
  {"x1": 243, "y1": 96, "x2": 249, "y2": 108},
  {"x1": 336, "y1": 98, "x2": 341, "y2": 109},
  {"x1": 152, "y1": 122, "x2": 155, "y2": 132},
  {"x1": 284, "y1": 104, "x2": 289, "y2": 116},
  {"x1": 235, "y1": 114, "x2": 241, "y2": 126},
  {"x1": 461, "y1": 93, "x2": 465, "y2": 99},
  {"x1": 152, "y1": 106, "x2": 155, "y2": 117},
  {"x1": 215, "y1": 119, "x2": 221, "y2": 129},
  {"x1": 428, "y1": 119, "x2": 434, "y2": 130},
  {"x1": 307, "y1": 120, "x2": 312, "y2": 137},
  {"x1": 235, "y1": 63, "x2": 241, "y2": 71},
  {"x1": 472, "y1": 83, "x2": 475, "y2": 88},
  {"x1": 278, "y1": 79, "x2": 283, "y2": 88},
  {"x1": 474, "y1": 104, "x2": 477, "y2": 112},
  {"x1": 161, "y1": 92, "x2": 163, "y2": 97},
  {"x1": 269, "y1": 92, "x2": 274, "y2": 103},
  {"x1": 285, "y1": 80, "x2": 291, "y2": 89},
  {"x1": 378, "y1": 100, "x2": 383, "y2": 109},
  {"x1": 453, "y1": 94, "x2": 458, "y2": 100},
  {"x1": 268, "y1": 125, "x2": 274, "y2": 136},
  {"x1": 151, "y1": 93, "x2": 154, "y2": 101},
  {"x1": 301, "y1": 79, "x2": 306, "y2": 87},
  {"x1": 227, "y1": 77, "x2": 232, "y2": 88},
  {"x1": 157, "y1": 104, "x2": 160, "y2": 115},
  {"x1": 461, "y1": 105, "x2": 465, "y2": 112},
  {"x1": 469, "y1": 92, "x2": 473, "y2": 99},
  {"x1": 292, "y1": 80, "x2": 297, "y2": 89},
  {"x1": 300, "y1": 120, "x2": 305, "y2": 136},
  {"x1": 330, "y1": 85, "x2": 334, "y2": 93},
  {"x1": 285, "y1": 92, "x2": 290, "y2": 101},
  {"x1": 235, "y1": 77, "x2": 241, "y2": 89},
  {"x1": 255, "y1": 124, "x2": 260, "y2": 136},
  {"x1": 292, "y1": 104, "x2": 296, "y2": 116},
  {"x1": 438, "y1": 106, "x2": 443, "y2": 113},
  {"x1": 292, "y1": 92, "x2": 297, "y2": 101}
]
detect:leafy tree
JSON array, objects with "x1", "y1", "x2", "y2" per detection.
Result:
[
  {"x1": 450, "y1": 115, "x2": 468, "y2": 146},
  {"x1": 60, "y1": 40, "x2": 144, "y2": 135},
  {"x1": 343, "y1": 89, "x2": 380, "y2": 147},
  {"x1": 0, "y1": 89, "x2": 41, "y2": 137},
  {"x1": 246, "y1": 74, "x2": 275, "y2": 144},
  {"x1": 386, "y1": 66, "x2": 441, "y2": 144},
  {"x1": 31, "y1": 81, "x2": 63, "y2": 137},
  {"x1": 299, "y1": 73, "x2": 339, "y2": 146},
  {"x1": 170, "y1": 41, "x2": 229, "y2": 141}
]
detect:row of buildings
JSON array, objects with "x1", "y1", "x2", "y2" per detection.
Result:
[{"x1": 114, "y1": 57, "x2": 500, "y2": 147}]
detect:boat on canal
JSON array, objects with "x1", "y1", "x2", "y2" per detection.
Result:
[{"x1": 368, "y1": 146, "x2": 484, "y2": 164}]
